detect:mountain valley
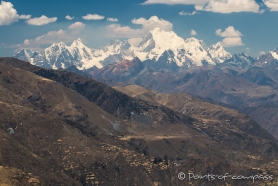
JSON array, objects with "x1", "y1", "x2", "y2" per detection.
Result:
[
  {"x1": 88, "y1": 52, "x2": 278, "y2": 140},
  {"x1": 1, "y1": 58, "x2": 278, "y2": 185},
  {"x1": 3, "y1": 0, "x2": 278, "y2": 185}
]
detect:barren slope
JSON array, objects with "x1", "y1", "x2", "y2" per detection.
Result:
[{"x1": 1, "y1": 58, "x2": 278, "y2": 185}]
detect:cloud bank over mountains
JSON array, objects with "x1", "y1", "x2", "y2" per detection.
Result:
[{"x1": 106, "y1": 16, "x2": 173, "y2": 38}]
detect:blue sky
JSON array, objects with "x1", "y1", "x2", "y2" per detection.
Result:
[{"x1": 0, "y1": 0, "x2": 278, "y2": 57}]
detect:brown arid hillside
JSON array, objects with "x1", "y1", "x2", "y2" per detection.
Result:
[
  {"x1": 1, "y1": 58, "x2": 278, "y2": 185},
  {"x1": 114, "y1": 84, "x2": 278, "y2": 153},
  {"x1": 89, "y1": 57, "x2": 278, "y2": 140}
]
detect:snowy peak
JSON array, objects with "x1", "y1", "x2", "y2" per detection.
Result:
[
  {"x1": 148, "y1": 27, "x2": 177, "y2": 38},
  {"x1": 150, "y1": 28, "x2": 184, "y2": 47},
  {"x1": 221, "y1": 52, "x2": 255, "y2": 69},
  {"x1": 137, "y1": 32, "x2": 155, "y2": 52},
  {"x1": 149, "y1": 27, "x2": 163, "y2": 34},
  {"x1": 23, "y1": 48, "x2": 34, "y2": 56},
  {"x1": 208, "y1": 42, "x2": 232, "y2": 63},
  {"x1": 270, "y1": 50, "x2": 278, "y2": 60},
  {"x1": 14, "y1": 28, "x2": 233, "y2": 71},
  {"x1": 44, "y1": 42, "x2": 68, "y2": 60},
  {"x1": 15, "y1": 39, "x2": 103, "y2": 70},
  {"x1": 101, "y1": 40, "x2": 135, "y2": 61},
  {"x1": 138, "y1": 28, "x2": 184, "y2": 52},
  {"x1": 50, "y1": 41, "x2": 66, "y2": 48},
  {"x1": 70, "y1": 38, "x2": 86, "y2": 48},
  {"x1": 99, "y1": 27, "x2": 232, "y2": 68},
  {"x1": 149, "y1": 27, "x2": 176, "y2": 36},
  {"x1": 254, "y1": 47, "x2": 278, "y2": 67},
  {"x1": 184, "y1": 37, "x2": 208, "y2": 51},
  {"x1": 104, "y1": 39, "x2": 123, "y2": 52},
  {"x1": 258, "y1": 48, "x2": 278, "y2": 61},
  {"x1": 185, "y1": 37, "x2": 202, "y2": 44},
  {"x1": 45, "y1": 42, "x2": 69, "y2": 57},
  {"x1": 209, "y1": 42, "x2": 222, "y2": 50},
  {"x1": 14, "y1": 49, "x2": 35, "y2": 64}
]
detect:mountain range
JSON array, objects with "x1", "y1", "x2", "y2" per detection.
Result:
[
  {"x1": 88, "y1": 53, "x2": 278, "y2": 139},
  {"x1": 15, "y1": 27, "x2": 233, "y2": 71},
  {"x1": 2, "y1": 57, "x2": 278, "y2": 185},
  {"x1": 13, "y1": 28, "x2": 278, "y2": 141},
  {"x1": 4, "y1": 17, "x2": 278, "y2": 186}
]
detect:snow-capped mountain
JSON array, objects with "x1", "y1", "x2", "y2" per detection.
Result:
[
  {"x1": 253, "y1": 47, "x2": 278, "y2": 67},
  {"x1": 15, "y1": 48, "x2": 35, "y2": 63},
  {"x1": 134, "y1": 28, "x2": 231, "y2": 67},
  {"x1": 15, "y1": 39, "x2": 104, "y2": 70},
  {"x1": 208, "y1": 43, "x2": 232, "y2": 63},
  {"x1": 220, "y1": 53, "x2": 256, "y2": 69},
  {"x1": 270, "y1": 48, "x2": 278, "y2": 60},
  {"x1": 15, "y1": 27, "x2": 232, "y2": 70}
]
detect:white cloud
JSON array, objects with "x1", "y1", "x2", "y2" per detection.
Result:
[
  {"x1": 26, "y1": 15, "x2": 57, "y2": 26},
  {"x1": 0, "y1": 1, "x2": 33, "y2": 25},
  {"x1": 143, "y1": 0, "x2": 263, "y2": 13},
  {"x1": 31, "y1": 29, "x2": 72, "y2": 44},
  {"x1": 131, "y1": 16, "x2": 173, "y2": 31},
  {"x1": 263, "y1": 0, "x2": 278, "y2": 11},
  {"x1": 31, "y1": 26, "x2": 85, "y2": 45},
  {"x1": 106, "y1": 16, "x2": 173, "y2": 38},
  {"x1": 68, "y1": 22, "x2": 85, "y2": 30},
  {"x1": 15, "y1": 27, "x2": 84, "y2": 51},
  {"x1": 9, "y1": 29, "x2": 73, "y2": 52},
  {"x1": 142, "y1": 0, "x2": 208, "y2": 5},
  {"x1": 215, "y1": 26, "x2": 243, "y2": 37},
  {"x1": 107, "y1": 17, "x2": 118, "y2": 22},
  {"x1": 190, "y1": 29, "x2": 197, "y2": 35},
  {"x1": 65, "y1": 15, "x2": 74, "y2": 20},
  {"x1": 82, "y1": 14, "x2": 105, "y2": 20},
  {"x1": 19, "y1": 14, "x2": 31, "y2": 20},
  {"x1": 5, "y1": 24, "x2": 87, "y2": 52},
  {"x1": 216, "y1": 26, "x2": 244, "y2": 47},
  {"x1": 106, "y1": 24, "x2": 144, "y2": 38},
  {"x1": 24, "y1": 39, "x2": 30, "y2": 45},
  {"x1": 179, "y1": 11, "x2": 197, "y2": 15},
  {"x1": 195, "y1": 0, "x2": 262, "y2": 13},
  {"x1": 128, "y1": 37, "x2": 143, "y2": 46},
  {"x1": 220, "y1": 37, "x2": 244, "y2": 47},
  {"x1": 2, "y1": 43, "x2": 38, "y2": 54},
  {"x1": 0, "y1": 1, "x2": 19, "y2": 25},
  {"x1": 259, "y1": 51, "x2": 266, "y2": 55}
]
